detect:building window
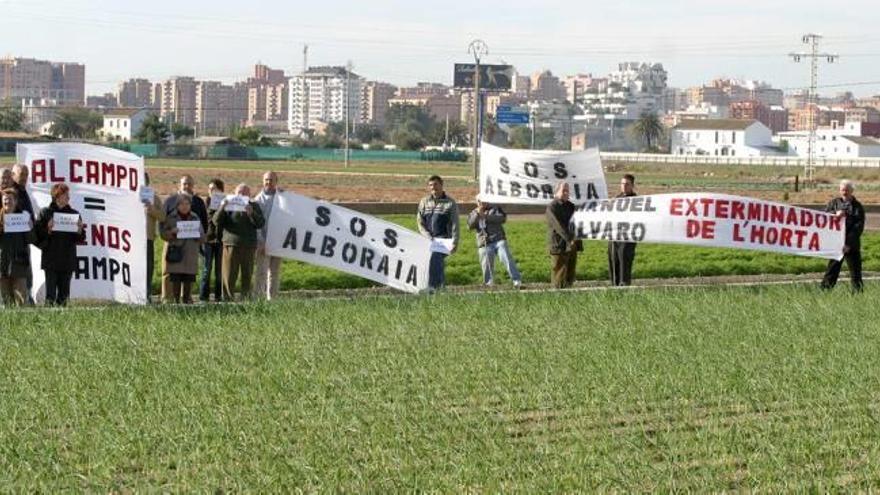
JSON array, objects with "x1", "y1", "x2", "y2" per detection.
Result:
[
  {"x1": 715, "y1": 131, "x2": 719, "y2": 143},
  {"x1": 732, "y1": 132, "x2": 736, "y2": 144}
]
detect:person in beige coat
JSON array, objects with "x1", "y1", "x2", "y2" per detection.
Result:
[{"x1": 161, "y1": 193, "x2": 205, "y2": 304}]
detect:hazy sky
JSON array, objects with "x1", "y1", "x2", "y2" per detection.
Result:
[{"x1": 2, "y1": 0, "x2": 879, "y2": 97}]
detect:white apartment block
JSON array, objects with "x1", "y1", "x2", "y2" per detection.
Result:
[
  {"x1": 288, "y1": 66, "x2": 363, "y2": 135},
  {"x1": 778, "y1": 122, "x2": 880, "y2": 158}
]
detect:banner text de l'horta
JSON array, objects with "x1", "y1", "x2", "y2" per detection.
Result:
[
  {"x1": 18, "y1": 143, "x2": 147, "y2": 304},
  {"x1": 265, "y1": 191, "x2": 431, "y2": 293},
  {"x1": 479, "y1": 143, "x2": 607, "y2": 205},
  {"x1": 571, "y1": 193, "x2": 845, "y2": 260}
]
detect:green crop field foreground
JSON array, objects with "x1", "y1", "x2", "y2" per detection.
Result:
[{"x1": 2, "y1": 284, "x2": 880, "y2": 491}]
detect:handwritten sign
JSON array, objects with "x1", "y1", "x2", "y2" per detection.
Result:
[
  {"x1": 3, "y1": 213, "x2": 32, "y2": 233},
  {"x1": 139, "y1": 186, "x2": 155, "y2": 204},
  {"x1": 176, "y1": 220, "x2": 201, "y2": 239},
  {"x1": 52, "y1": 212, "x2": 81, "y2": 233},
  {"x1": 224, "y1": 195, "x2": 249, "y2": 212}
]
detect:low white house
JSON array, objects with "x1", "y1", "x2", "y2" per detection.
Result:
[
  {"x1": 778, "y1": 122, "x2": 880, "y2": 158},
  {"x1": 671, "y1": 119, "x2": 778, "y2": 157},
  {"x1": 102, "y1": 108, "x2": 151, "y2": 142}
]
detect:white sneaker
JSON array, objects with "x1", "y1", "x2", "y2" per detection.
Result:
[{"x1": 513, "y1": 280, "x2": 522, "y2": 289}]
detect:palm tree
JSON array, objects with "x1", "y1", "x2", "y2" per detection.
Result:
[{"x1": 629, "y1": 113, "x2": 665, "y2": 152}]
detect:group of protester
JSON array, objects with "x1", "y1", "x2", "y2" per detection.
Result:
[{"x1": 0, "y1": 165, "x2": 867, "y2": 307}]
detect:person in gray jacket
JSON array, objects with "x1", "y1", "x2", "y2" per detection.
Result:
[
  {"x1": 467, "y1": 198, "x2": 522, "y2": 288},
  {"x1": 253, "y1": 171, "x2": 283, "y2": 300}
]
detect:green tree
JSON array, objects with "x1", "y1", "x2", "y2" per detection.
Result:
[
  {"x1": 428, "y1": 119, "x2": 469, "y2": 147},
  {"x1": 507, "y1": 126, "x2": 555, "y2": 149},
  {"x1": 49, "y1": 107, "x2": 103, "y2": 139},
  {"x1": 389, "y1": 128, "x2": 427, "y2": 150},
  {"x1": 234, "y1": 127, "x2": 276, "y2": 147},
  {"x1": 385, "y1": 104, "x2": 435, "y2": 137},
  {"x1": 0, "y1": 101, "x2": 25, "y2": 132},
  {"x1": 134, "y1": 114, "x2": 170, "y2": 144},
  {"x1": 355, "y1": 124, "x2": 383, "y2": 143},
  {"x1": 170, "y1": 123, "x2": 194, "y2": 141},
  {"x1": 628, "y1": 113, "x2": 666, "y2": 152}
]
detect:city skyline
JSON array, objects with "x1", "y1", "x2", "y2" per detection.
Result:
[{"x1": 1, "y1": 0, "x2": 879, "y2": 97}]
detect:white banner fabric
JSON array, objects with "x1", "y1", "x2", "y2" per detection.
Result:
[
  {"x1": 18, "y1": 143, "x2": 148, "y2": 304},
  {"x1": 478, "y1": 142, "x2": 607, "y2": 205},
  {"x1": 571, "y1": 193, "x2": 845, "y2": 260},
  {"x1": 265, "y1": 191, "x2": 432, "y2": 293}
]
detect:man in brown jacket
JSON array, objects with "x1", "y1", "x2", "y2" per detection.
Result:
[{"x1": 546, "y1": 182, "x2": 580, "y2": 289}]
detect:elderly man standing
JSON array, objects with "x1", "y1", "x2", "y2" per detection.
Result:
[
  {"x1": 546, "y1": 182, "x2": 581, "y2": 289},
  {"x1": 214, "y1": 183, "x2": 264, "y2": 301},
  {"x1": 253, "y1": 171, "x2": 283, "y2": 300},
  {"x1": 821, "y1": 179, "x2": 865, "y2": 293}
]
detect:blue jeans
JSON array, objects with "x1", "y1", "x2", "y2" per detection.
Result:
[
  {"x1": 478, "y1": 239, "x2": 521, "y2": 285},
  {"x1": 199, "y1": 243, "x2": 223, "y2": 301},
  {"x1": 429, "y1": 252, "x2": 447, "y2": 289}
]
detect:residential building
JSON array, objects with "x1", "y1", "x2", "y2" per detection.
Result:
[
  {"x1": 787, "y1": 105, "x2": 846, "y2": 132},
  {"x1": 195, "y1": 81, "x2": 238, "y2": 134},
  {"x1": 159, "y1": 76, "x2": 198, "y2": 127},
  {"x1": 561, "y1": 74, "x2": 595, "y2": 104},
  {"x1": 779, "y1": 121, "x2": 880, "y2": 158},
  {"x1": 671, "y1": 119, "x2": 778, "y2": 157},
  {"x1": 361, "y1": 81, "x2": 397, "y2": 127},
  {"x1": 397, "y1": 82, "x2": 449, "y2": 99},
  {"x1": 845, "y1": 106, "x2": 880, "y2": 124},
  {"x1": 529, "y1": 70, "x2": 565, "y2": 102},
  {"x1": 388, "y1": 94, "x2": 461, "y2": 123},
  {"x1": 729, "y1": 100, "x2": 788, "y2": 133},
  {"x1": 662, "y1": 103, "x2": 729, "y2": 128},
  {"x1": 245, "y1": 64, "x2": 288, "y2": 126},
  {"x1": 510, "y1": 73, "x2": 531, "y2": 99},
  {"x1": 19, "y1": 98, "x2": 59, "y2": 133},
  {"x1": 581, "y1": 62, "x2": 668, "y2": 122},
  {"x1": 117, "y1": 78, "x2": 155, "y2": 108},
  {"x1": 0, "y1": 57, "x2": 85, "y2": 105},
  {"x1": 86, "y1": 93, "x2": 117, "y2": 108},
  {"x1": 101, "y1": 108, "x2": 151, "y2": 142},
  {"x1": 288, "y1": 66, "x2": 363, "y2": 135}
]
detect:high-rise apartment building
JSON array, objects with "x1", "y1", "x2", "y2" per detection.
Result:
[
  {"x1": 288, "y1": 66, "x2": 363, "y2": 135},
  {"x1": 159, "y1": 76, "x2": 198, "y2": 127},
  {"x1": 361, "y1": 81, "x2": 397, "y2": 127},
  {"x1": 117, "y1": 78, "x2": 155, "y2": 108},
  {"x1": 0, "y1": 57, "x2": 85, "y2": 105}
]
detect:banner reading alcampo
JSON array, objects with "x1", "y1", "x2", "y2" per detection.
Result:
[
  {"x1": 571, "y1": 193, "x2": 845, "y2": 260},
  {"x1": 479, "y1": 143, "x2": 607, "y2": 205},
  {"x1": 265, "y1": 191, "x2": 431, "y2": 293},
  {"x1": 18, "y1": 143, "x2": 147, "y2": 304}
]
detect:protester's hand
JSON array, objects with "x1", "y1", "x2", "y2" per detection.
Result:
[
  {"x1": 836, "y1": 210, "x2": 846, "y2": 219},
  {"x1": 245, "y1": 204, "x2": 253, "y2": 216},
  {"x1": 77, "y1": 218, "x2": 84, "y2": 232},
  {"x1": 47, "y1": 219, "x2": 54, "y2": 233}
]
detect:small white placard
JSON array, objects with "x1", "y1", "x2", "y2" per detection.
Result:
[
  {"x1": 139, "y1": 186, "x2": 155, "y2": 204},
  {"x1": 176, "y1": 220, "x2": 201, "y2": 239},
  {"x1": 3, "y1": 213, "x2": 31, "y2": 233},
  {"x1": 224, "y1": 195, "x2": 249, "y2": 212},
  {"x1": 430, "y1": 238, "x2": 455, "y2": 255},
  {"x1": 209, "y1": 192, "x2": 225, "y2": 210},
  {"x1": 53, "y1": 212, "x2": 80, "y2": 233}
]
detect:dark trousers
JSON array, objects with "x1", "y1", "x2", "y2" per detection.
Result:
[
  {"x1": 608, "y1": 242, "x2": 636, "y2": 286},
  {"x1": 550, "y1": 252, "x2": 578, "y2": 289},
  {"x1": 45, "y1": 269, "x2": 73, "y2": 306},
  {"x1": 147, "y1": 239, "x2": 154, "y2": 303},
  {"x1": 428, "y1": 252, "x2": 447, "y2": 290},
  {"x1": 821, "y1": 248, "x2": 863, "y2": 292},
  {"x1": 199, "y1": 243, "x2": 223, "y2": 302}
]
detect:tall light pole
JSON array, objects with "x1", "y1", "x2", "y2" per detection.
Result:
[
  {"x1": 790, "y1": 34, "x2": 838, "y2": 187},
  {"x1": 468, "y1": 39, "x2": 488, "y2": 179},
  {"x1": 344, "y1": 60, "x2": 352, "y2": 168}
]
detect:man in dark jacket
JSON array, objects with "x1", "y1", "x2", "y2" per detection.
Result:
[
  {"x1": 11, "y1": 164, "x2": 34, "y2": 303},
  {"x1": 546, "y1": 182, "x2": 580, "y2": 289},
  {"x1": 821, "y1": 179, "x2": 865, "y2": 293},
  {"x1": 417, "y1": 175, "x2": 459, "y2": 290},
  {"x1": 213, "y1": 183, "x2": 265, "y2": 301},
  {"x1": 467, "y1": 198, "x2": 521, "y2": 287},
  {"x1": 200, "y1": 178, "x2": 225, "y2": 302},
  {"x1": 608, "y1": 174, "x2": 638, "y2": 286}
]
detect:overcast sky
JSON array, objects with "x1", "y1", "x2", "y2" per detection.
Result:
[{"x1": 2, "y1": 0, "x2": 878, "y2": 96}]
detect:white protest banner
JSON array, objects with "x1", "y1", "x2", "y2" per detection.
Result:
[
  {"x1": 571, "y1": 193, "x2": 845, "y2": 260},
  {"x1": 265, "y1": 191, "x2": 431, "y2": 293},
  {"x1": 18, "y1": 142, "x2": 147, "y2": 304},
  {"x1": 3, "y1": 212, "x2": 32, "y2": 233},
  {"x1": 52, "y1": 212, "x2": 81, "y2": 232},
  {"x1": 139, "y1": 186, "x2": 155, "y2": 204},
  {"x1": 176, "y1": 220, "x2": 201, "y2": 239},
  {"x1": 209, "y1": 192, "x2": 224, "y2": 210},
  {"x1": 479, "y1": 142, "x2": 607, "y2": 205},
  {"x1": 224, "y1": 195, "x2": 248, "y2": 212}
]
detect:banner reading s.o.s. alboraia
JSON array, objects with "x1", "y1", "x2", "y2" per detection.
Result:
[
  {"x1": 18, "y1": 142, "x2": 147, "y2": 304},
  {"x1": 265, "y1": 192, "x2": 431, "y2": 293},
  {"x1": 571, "y1": 193, "x2": 845, "y2": 260},
  {"x1": 479, "y1": 142, "x2": 607, "y2": 204}
]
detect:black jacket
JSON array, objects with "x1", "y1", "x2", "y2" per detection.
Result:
[
  {"x1": 12, "y1": 183, "x2": 34, "y2": 218},
  {"x1": 0, "y1": 209, "x2": 35, "y2": 278},
  {"x1": 34, "y1": 203, "x2": 86, "y2": 272},
  {"x1": 467, "y1": 205, "x2": 507, "y2": 247},
  {"x1": 546, "y1": 198, "x2": 580, "y2": 255},
  {"x1": 825, "y1": 196, "x2": 865, "y2": 249}
]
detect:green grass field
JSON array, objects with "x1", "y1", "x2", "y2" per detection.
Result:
[
  {"x1": 151, "y1": 216, "x2": 880, "y2": 293},
  {"x1": 2, "y1": 284, "x2": 879, "y2": 491}
]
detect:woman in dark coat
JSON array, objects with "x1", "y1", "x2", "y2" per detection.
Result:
[
  {"x1": 161, "y1": 193, "x2": 205, "y2": 304},
  {"x1": 0, "y1": 188, "x2": 35, "y2": 306},
  {"x1": 34, "y1": 183, "x2": 85, "y2": 306}
]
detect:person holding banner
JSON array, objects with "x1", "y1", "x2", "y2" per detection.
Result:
[
  {"x1": 254, "y1": 171, "x2": 283, "y2": 301},
  {"x1": 143, "y1": 173, "x2": 166, "y2": 304},
  {"x1": 0, "y1": 188, "x2": 34, "y2": 306},
  {"x1": 546, "y1": 182, "x2": 581, "y2": 289},
  {"x1": 200, "y1": 178, "x2": 225, "y2": 303},
  {"x1": 34, "y1": 183, "x2": 86, "y2": 306},
  {"x1": 608, "y1": 174, "x2": 638, "y2": 286},
  {"x1": 821, "y1": 180, "x2": 865, "y2": 293},
  {"x1": 467, "y1": 198, "x2": 522, "y2": 288},
  {"x1": 214, "y1": 184, "x2": 265, "y2": 301},
  {"x1": 417, "y1": 175, "x2": 459, "y2": 290},
  {"x1": 161, "y1": 193, "x2": 206, "y2": 304}
]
